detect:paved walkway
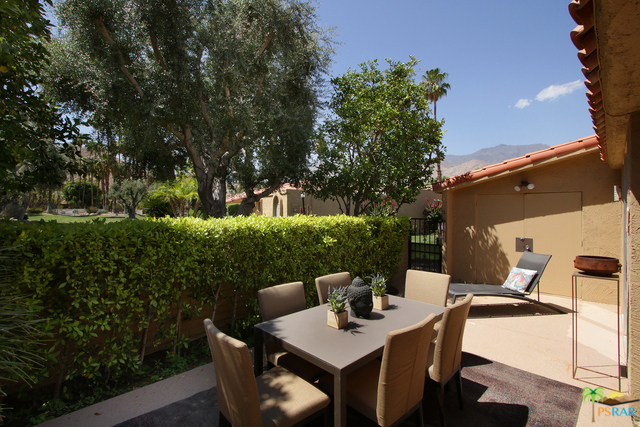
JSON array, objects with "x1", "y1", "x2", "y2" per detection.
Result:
[{"x1": 38, "y1": 294, "x2": 632, "y2": 427}]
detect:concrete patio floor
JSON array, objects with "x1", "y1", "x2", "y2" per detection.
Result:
[{"x1": 39, "y1": 294, "x2": 633, "y2": 427}]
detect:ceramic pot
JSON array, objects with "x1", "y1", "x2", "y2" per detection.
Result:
[
  {"x1": 574, "y1": 255, "x2": 621, "y2": 276},
  {"x1": 373, "y1": 295, "x2": 389, "y2": 310},
  {"x1": 327, "y1": 310, "x2": 348, "y2": 329}
]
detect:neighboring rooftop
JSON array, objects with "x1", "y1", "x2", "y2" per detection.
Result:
[
  {"x1": 225, "y1": 183, "x2": 300, "y2": 204},
  {"x1": 433, "y1": 135, "x2": 599, "y2": 192}
]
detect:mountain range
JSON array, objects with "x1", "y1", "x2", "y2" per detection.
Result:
[{"x1": 440, "y1": 144, "x2": 549, "y2": 178}]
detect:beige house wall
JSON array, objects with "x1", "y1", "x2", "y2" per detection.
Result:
[
  {"x1": 441, "y1": 148, "x2": 623, "y2": 303},
  {"x1": 626, "y1": 112, "x2": 640, "y2": 403},
  {"x1": 258, "y1": 188, "x2": 440, "y2": 218}
]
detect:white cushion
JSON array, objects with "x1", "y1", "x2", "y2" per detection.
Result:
[{"x1": 502, "y1": 267, "x2": 537, "y2": 293}]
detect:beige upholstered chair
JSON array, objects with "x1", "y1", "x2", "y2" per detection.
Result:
[
  {"x1": 426, "y1": 294, "x2": 474, "y2": 427},
  {"x1": 204, "y1": 318, "x2": 330, "y2": 427},
  {"x1": 257, "y1": 282, "x2": 324, "y2": 381},
  {"x1": 319, "y1": 313, "x2": 438, "y2": 427},
  {"x1": 258, "y1": 281, "x2": 307, "y2": 323},
  {"x1": 315, "y1": 272, "x2": 351, "y2": 305},
  {"x1": 405, "y1": 269, "x2": 451, "y2": 307}
]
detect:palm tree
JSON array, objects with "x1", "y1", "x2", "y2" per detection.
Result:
[
  {"x1": 582, "y1": 386, "x2": 605, "y2": 422},
  {"x1": 154, "y1": 177, "x2": 200, "y2": 217},
  {"x1": 420, "y1": 68, "x2": 451, "y2": 181}
]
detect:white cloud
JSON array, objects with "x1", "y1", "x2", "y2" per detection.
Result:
[
  {"x1": 535, "y1": 80, "x2": 583, "y2": 102},
  {"x1": 515, "y1": 99, "x2": 532, "y2": 109}
]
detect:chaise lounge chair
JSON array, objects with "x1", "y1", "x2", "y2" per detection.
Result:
[{"x1": 448, "y1": 251, "x2": 552, "y2": 305}]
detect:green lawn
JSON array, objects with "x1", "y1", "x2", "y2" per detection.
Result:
[
  {"x1": 410, "y1": 233, "x2": 442, "y2": 263},
  {"x1": 411, "y1": 234, "x2": 439, "y2": 244},
  {"x1": 28, "y1": 213, "x2": 146, "y2": 223}
]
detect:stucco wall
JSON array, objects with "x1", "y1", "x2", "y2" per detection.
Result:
[
  {"x1": 259, "y1": 188, "x2": 440, "y2": 218},
  {"x1": 626, "y1": 112, "x2": 640, "y2": 410},
  {"x1": 441, "y1": 148, "x2": 622, "y2": 302}
]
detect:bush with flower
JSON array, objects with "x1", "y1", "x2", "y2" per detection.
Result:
[
  {"x1": 423, "y1": 198, "x2": 443, "y2": 223},
  {"x1": 366, "y1": 198, "x2": 397, "y2": 217}
]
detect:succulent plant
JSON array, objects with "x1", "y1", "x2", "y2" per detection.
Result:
[
  {"x1": 327, "y1": 286, "x2": 349, "y2": 314},
  {"x1": 367, "y1": 273, "x2": 387, "y2": 297}
]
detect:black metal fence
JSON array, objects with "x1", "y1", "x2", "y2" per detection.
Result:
[{"x1": 408, "y1": 218, "x2": 444, "y2": 273}]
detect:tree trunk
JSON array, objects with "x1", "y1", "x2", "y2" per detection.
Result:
[
  {"x1": 237, "y1": 198, "x2": 256, "y2": 216},
  {"x1": 46, "y1": 187, "x2": 53, "y2": 213},
  {"x1": 139, "y1": 305, "x2": 151, "y2": 365},
  {"x1": 230, "y1": 289, "x2": 238, "y2": 334},
  {"x1": 192, "y1": 199, "x2": 200, "y2": 217},
  {"x1": 197, "y1": 174, "x2": 227, "y2": 218},
  {"x1": 172, "y1": 293, "x2": 184, "y2": 355},
  {"x1": 210, "y1": 282, "x2": 223, "y2": 321},
  {"x1": 236, "y1": 182, "x2": 281, "y2": 216}
]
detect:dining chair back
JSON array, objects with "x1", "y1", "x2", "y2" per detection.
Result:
[
  {"x1": 377, "y1": 313, "x2": 439, "y2": 427},
  {"x1": 204, "y1": 318, "x2": 262, "y2": 426},
  {"x1": 315, "y1": 272, "x2": 351, "y2": 305},
  {"x1": 405, "y1": 270, "x2": 451, "y2": 307},
  {"x1": 257, "y1": 282, "x2": 324, "y2": 381},
  {"x1": 342, "y1": 313, "x2": 439, "y2": 427},
  {"x1": 258, "y1": 281, "x2": 306, "y2": 321},
  {"x1": 204, "y1": 318, "x2": 330, "y2": 427},
  {"x1": 427, "y1": 294, "x2": 474, "y2": 427}
]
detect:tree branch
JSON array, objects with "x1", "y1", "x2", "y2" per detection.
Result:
[
  {"x1": 224, "y1": 84, "x2": 234, "y2": 118},
  {"x1": 198, "y1": 90, "x2": 215, "y2": 140},
  {"x1": 149, "y1": 31, "x2": 167, "y2": 70},
  {"x1": 257, "y1": 32, "x2": 274, "y2": 55},
  {"x1": 91, "y1": 15, "x2": 145, "y2": 100}
]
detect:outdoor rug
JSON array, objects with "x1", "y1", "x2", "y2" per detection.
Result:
[{"x1": 114, "y1": 352, "x2": 582, "y2": 427}]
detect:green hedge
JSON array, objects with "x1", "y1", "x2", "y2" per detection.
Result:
[{"x1": 0, "y1": 215, "x2": 410, "y2": 388}]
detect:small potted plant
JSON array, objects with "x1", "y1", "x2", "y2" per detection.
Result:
[
  {"x1": 368, "y1": 273, "x2": 389, "y2": 310},
  {"x1": 327, "y1": 286, "x2": 349, "y2": 329}
]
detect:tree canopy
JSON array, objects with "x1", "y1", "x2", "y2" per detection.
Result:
[
  {"x1": 0, "y1": 0, "x2": 80, "y2": 201},
  {"x1": 109, "y1": 179, "x2": 148, "y2": 219},
  {"x1": 46, "y1": 0, "x2": 332, "y2": 218},
  {"x1": 305, "y1": 57, "x2": 444, "y2": 215}
]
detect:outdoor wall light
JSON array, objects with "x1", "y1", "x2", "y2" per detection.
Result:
[{"x1": 514, "y1": 180, "x2": 535, "y2": 192}]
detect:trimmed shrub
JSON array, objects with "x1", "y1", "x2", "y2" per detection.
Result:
[{"x1": 0, "y1": 215, "x2": 410, "y2": 390}]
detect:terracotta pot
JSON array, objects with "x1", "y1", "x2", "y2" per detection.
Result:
[
  {"x1": 373, "y1": 295, "x2": 389, "y2": 310},
  {"x1": 574, "y1": 255, "x2": 621, "y2": 276},
  {"x1": 327, "y1": 310, "x2": 348, "y2": 329}
]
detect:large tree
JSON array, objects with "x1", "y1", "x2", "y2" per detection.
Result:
[
  {"x1": 305, "y1": 57, "x2": 443, "y2": 216},
  {"x1": 0, "y1": 0, "x2": 79, "y2": 203},
  {"x1": 420, "y1": 68, "x2": 450, "y2": 181},
  {"x1": 46, "y1": 0, "x2": 331, "y2": 218}
]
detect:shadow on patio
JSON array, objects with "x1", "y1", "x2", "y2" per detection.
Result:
[{"x1": 38, "y1": 294, "x2": 632, "y2": 427}]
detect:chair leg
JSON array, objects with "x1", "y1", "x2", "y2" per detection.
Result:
[
  {"x1": 437, "y1": 384, "x2": 447, "y2": 427},
  {"x1": 415, "y1": 403, "x2": 425, "y2": 427},
  {"x1": 219, "y1": 411, "x2": 232, "y2": 427},
  {"x1": 455, "y1": 369, "x2": 464, "y2": 410},
  {"x1": 324, "y1": 404, "x2": 331, "y2": 427}
]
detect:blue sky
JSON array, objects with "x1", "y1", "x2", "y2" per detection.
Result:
[{"x1": 315, "y1": 0, "x2": 593, "y2": 156}]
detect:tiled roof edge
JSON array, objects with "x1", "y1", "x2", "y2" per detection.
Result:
[
  {"x1": 569, "y1": 0, "x2": 607, "y2": 162},
  {"x1": 433, "y1": 135, "x2": 599, "y2": 192}
]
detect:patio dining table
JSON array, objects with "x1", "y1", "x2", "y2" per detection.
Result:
[{"x1": 254, "y1": 295, "x2": 445, "y2": 427}]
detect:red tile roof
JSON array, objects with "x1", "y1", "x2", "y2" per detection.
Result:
[
  {"x1": 569, "y1": 0, "x2": 607, "y2": 161},
  {"x1": 433, "y1": 135, "x2": 599, "y2": 192}
]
